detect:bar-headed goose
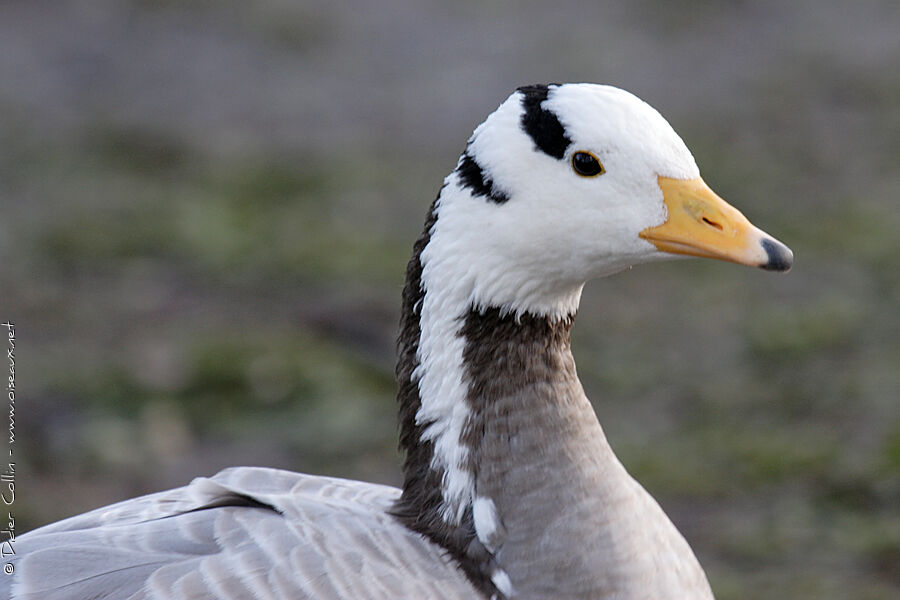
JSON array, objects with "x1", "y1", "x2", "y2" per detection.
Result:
[{"x1": 9, "y1": 83, "x2": 792, "y2": 600}]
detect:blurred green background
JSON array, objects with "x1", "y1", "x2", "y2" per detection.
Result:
[{"x1": 2, "y1": 1, "x2": 899, "y2": 598}]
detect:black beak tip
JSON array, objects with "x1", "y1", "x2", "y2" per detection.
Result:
[{"x1": 760, "y1": 238, "x2": 793, "y2": 273}]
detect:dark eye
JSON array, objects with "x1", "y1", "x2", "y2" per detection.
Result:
[{"x1": 571, "y1": 151, "x2": 605, "y2": 177}]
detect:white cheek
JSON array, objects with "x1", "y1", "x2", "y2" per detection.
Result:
[
  {"x1": 484, "y1": 164, "x2": 665, "y2": 279},
  {"x1": 566, "y1": 178, "x2": 668, "y2": 276}
]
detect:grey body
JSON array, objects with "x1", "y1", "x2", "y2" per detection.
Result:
[
  {"x1": 10, "y1": 468, "x2": 480, "y2": 599},
  {"x1": 9, "y1": 321, "x2": 712, "y2": 599}
]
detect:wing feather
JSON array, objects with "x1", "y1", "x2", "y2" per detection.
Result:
[{"x1": 7, "y1": 467, "x2": 479, "y2": 600}]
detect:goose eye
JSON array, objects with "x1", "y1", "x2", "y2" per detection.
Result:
[{"x1": 571, "y1": 151, "x2": 605, "y2": 177}]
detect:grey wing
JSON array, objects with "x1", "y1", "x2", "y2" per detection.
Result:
[{"x1": 7, "y1": 467, "x2": 481, "y2": 600}]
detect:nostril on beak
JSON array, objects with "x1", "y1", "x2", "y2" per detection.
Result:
[{"x1": 701, "y1": 217, "x2": 723, "y2": 231}]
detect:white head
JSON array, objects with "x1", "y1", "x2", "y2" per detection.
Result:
[
  {"x1": 407, "y1": 84, "x2": 792, "y2": 524},
  {"x1": 425, "y1": 83, "x2": 792, "y2": 318}
]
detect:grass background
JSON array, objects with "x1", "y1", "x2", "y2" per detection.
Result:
[{"x1": 2, "y1": 0, "x2": 899, "y2": 597}]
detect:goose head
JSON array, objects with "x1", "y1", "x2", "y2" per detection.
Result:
[{"x1": 427, "y1": 83, "x2": 792, "y2": 319}]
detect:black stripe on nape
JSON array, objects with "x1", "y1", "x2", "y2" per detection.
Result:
[
  {"x1": 517, "y1": 84, "x2": 572, "y2": 160},
  {"x1": 391, "y1": 192, "x2": 501, "y2": 599},
  {"x1": 456, "y1": 151, "x2": 509, "y2": 204}
]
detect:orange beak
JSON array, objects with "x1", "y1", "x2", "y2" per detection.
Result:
[{"x1": 640, "y1": 176, "x2": 792, "y2": 272}]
